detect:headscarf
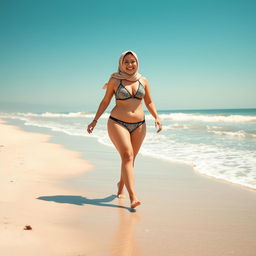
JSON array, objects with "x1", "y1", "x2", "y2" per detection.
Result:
[{"x1": 103, "y1": 50, "x2": 142, "y2": 89}]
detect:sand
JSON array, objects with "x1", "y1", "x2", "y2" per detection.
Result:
[
  {"x1": 0, "y1": 120, "x2": 94, "y2": 255},
  {"x1": 1, "y1": 119, "x2": 256, "y2": 256}
]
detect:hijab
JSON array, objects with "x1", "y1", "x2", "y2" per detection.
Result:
[{"x1": 103, "y1": 50, "x2": 142, "y2": 89}]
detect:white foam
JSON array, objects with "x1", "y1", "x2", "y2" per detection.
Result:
[
  {"x1": 141, "y1": 133, "x2": 256, "y2": 190},
  {"x1": 147, "y1": 113, "x2": 256, "y2": 123},
  {"x1": 41, "y1": 112, "x2": 85, "y2": 118},
  {"x1": 2, "y1": 111, "x2": 256, "y2": 123},
  {"x1": 23, "y1": 120, "x2": 92, "y2": 137},
  {"x1": 0, "y1": 112, "x2": 110, "y2": 119},
  {"x1": 211, "y1": 130, "x2": 256, "y2": 139}
]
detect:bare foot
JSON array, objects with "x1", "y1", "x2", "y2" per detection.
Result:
[
  {"x1": 117, "y1": 182, "x2": 125, "y2": 199},
  {"x1": 131, "y1": 201, "x2": 141, "y2": 209}
]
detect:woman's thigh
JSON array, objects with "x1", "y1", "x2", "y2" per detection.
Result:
[
  {"x1": 131, "y1": 122, "x2": 146, "y2": 158},
  {"x1": 107, "y1": 118, "x2": 133, "y2": 156}
]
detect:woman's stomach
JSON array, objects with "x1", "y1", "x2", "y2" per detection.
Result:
[{"x1": 110, "y1": 102, "x2": 145, "y2": 122}]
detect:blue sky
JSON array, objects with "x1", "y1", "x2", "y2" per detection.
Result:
[{"x1": 0, "y1": 0, "x2": 255, "y2": 112}]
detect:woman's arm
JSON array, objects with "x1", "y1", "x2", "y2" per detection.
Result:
[
  {"x1": 142, "y1": 77, "x2": 162, "y2": 133},
  {"x1": 87, "y1": 78, "x2": 116, "y2": 134}
]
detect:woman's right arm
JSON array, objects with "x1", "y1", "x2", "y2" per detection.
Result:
[{"x1": 87, "y1": 78, "x2": 116, "y2": 134}]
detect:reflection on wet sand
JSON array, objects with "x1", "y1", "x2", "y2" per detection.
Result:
[{"x1": 109, "y1": 199, "x2": 141, "y2": 256}]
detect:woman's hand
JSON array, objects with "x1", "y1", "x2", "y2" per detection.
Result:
[
  {"x1": 87, "y1": 120, "x2": 97, "y2": 134},
  {"x1": 155, "y1": 118, "x2": 162, "y2": 133}
]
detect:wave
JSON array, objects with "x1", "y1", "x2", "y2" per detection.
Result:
[
  {"x1": 14, "y1": 112, "x2": 90, "y2": 118},
  {"x1": 3, "y1": 111, "x2": 256, "y2": 123},
  {"x1": 154, "y1": 113, "x2": 256, "y2": 123},
  {"x1": 162, "y1": 123, "x2": 256, "y2": 139},
  {"x1": 211, "y1": 130, "x2": 256, "y2": 139},
  {"x1": 0, "y1": 112, "x2": 111, "y2": 119},
  {"x1": 166, "y1": 123, "x2": 223, "y2": 130},
  {"x1": 141, "y1": 137, "x2": 256, "y2": 190},
  {"x1": 22, "y1": 120, "x2": 90, "y2": 137},
  {"x1": 2, "y1": 112, "x2": 256, "y2": 140}
]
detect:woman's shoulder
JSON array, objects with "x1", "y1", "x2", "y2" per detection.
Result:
[
  {"x1": 109, "y1": 77, "x2": 120, "y2": 83},
  {"x1": 107, "y1": 77, "x2": 120, "y2": 89},
  {"x1": 140, "y1": 76, "x2": 149, "y2": 87}
]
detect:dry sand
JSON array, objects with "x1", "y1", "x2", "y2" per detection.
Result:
[{"x1": 0, "y1": 120, "x2": 95, "y2": 255}]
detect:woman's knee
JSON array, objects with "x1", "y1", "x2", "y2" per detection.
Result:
[{"x1": 121, "y1": 150, "x2": 134, "y2": 162}]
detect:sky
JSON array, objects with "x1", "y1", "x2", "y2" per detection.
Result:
[{"x1": 0, "y1": 0, "x2": 256, "y2": 112}]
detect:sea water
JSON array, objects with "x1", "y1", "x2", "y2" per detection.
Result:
[{"x1": 1, "y1": 108, "x2": 256, "y2": 190}]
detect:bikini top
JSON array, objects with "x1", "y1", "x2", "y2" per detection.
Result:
[{"x1": 115, "y1": 80, "x2": 145, "y2": 100}]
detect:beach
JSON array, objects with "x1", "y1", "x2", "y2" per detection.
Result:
[
  {"x1": 1, "y1": 118, "x2": 256, "y2": 256},
  {"x1": 2, "y1": 0, "x2": 256, "y2": 254}
]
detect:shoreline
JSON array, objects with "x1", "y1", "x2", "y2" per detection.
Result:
[
  {"x1": 139, "y1": 153, "x2": 256, "y2": 193},
  {"x1": 1, "y1": 118, "x2": 256, "y2": 256},
  {"x1": 1, "y1": 108, "x2": 256, "y2": 192},
  {"x1": 5, "y1": 116, "x2": 256, "y2": 193}
]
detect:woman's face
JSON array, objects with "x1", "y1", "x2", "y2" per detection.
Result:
[{"x1": 122, "y1": 54, "x2": 137, "y2": 74}]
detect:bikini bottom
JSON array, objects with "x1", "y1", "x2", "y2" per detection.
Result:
[{"x1": 109, "y1": 116, "x2": 145, "y2": 133}]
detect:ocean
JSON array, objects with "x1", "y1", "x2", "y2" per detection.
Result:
[{"x1": 1, "y1": 108, "x2": 256, "y2": 190}]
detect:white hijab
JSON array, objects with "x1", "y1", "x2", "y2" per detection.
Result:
[{"x1": 103, "y1": 50, "x2": 142, "y2": 89}]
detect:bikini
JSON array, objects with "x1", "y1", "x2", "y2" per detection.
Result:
[
  {"x1": 109, "y1": 80, "x2": 146, "y2": 133},
  {"x1": 115, "y1": 79, "x2": 145, "y2": 101}
]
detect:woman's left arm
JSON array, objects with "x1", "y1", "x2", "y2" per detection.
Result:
[{"x1": 142, "y1": 77, "x2": 162, "y2": 133}]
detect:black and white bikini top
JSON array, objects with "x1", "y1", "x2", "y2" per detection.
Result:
[{"x1": 115, "y1": 80, "x2": 145, "y2": 100}]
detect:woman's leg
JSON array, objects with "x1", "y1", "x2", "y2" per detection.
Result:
[
  {"x1": 131, "y1": 122, "x2": 146, "y2": 162},
  {"x1": 117, "y1": 123, "x2": 146, "y2": 198},
  {"x1": 107, "y1": 119, "x2": 138, "y2": 203}
]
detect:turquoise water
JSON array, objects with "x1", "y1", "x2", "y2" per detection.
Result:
[{"x1": 1, "y1": 108, "x2": 256, "y2": 190}]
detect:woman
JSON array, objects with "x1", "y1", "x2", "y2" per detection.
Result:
[{"x1": 87, "y1": 50, "x2": 162, "y2": 209}]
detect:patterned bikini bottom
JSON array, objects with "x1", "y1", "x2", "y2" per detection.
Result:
[{"x1": 109, "y1": 116, "x2": 145, "y2": 133}]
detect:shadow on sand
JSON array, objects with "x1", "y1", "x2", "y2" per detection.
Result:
[{"x1": 37, "y1": 194, "x2": 135, "y2": 212}]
